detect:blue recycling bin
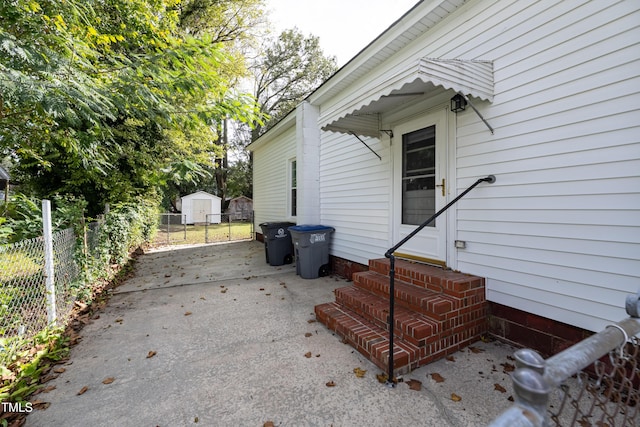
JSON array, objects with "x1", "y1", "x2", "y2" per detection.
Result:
[
  {"x1": 288, "y1": 225, "x2": 335, "y2": 279},
  {"x1": 259, "y1": 222, "x2": 295, "y2": 266}
]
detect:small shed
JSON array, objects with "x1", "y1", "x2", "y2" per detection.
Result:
[
  {"x1": 227, "y1": 196, "x2": 253, "y2": 221},
  {"x1": 181, "y1": 191, "x2": 221, "y2": 224}
]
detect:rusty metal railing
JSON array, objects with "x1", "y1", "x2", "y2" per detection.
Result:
[{"x1": 488, "y1": 293, "x2": 640, "y2": 426}]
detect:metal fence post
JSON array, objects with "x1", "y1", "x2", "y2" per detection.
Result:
[{"x1": 42, "y1": 199, "x2": 57, "y2": 326}]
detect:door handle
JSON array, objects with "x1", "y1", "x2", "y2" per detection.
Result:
[{"x1": 435, "y1": 178, "x2": 445, "y2": 197}]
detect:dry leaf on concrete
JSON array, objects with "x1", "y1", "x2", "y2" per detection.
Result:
[
  {"x1": 146, "y1": 350, "x2": 157, "y2": 358},
  {"x1": 326, "y1": 381, "x2": 336, "y2": 387},
  {"x1": 407, "y1": 379, "x2": 422, "y2": 391},
  {"x1": 77, "y1": 386, "x2": 89, "y2": 395},
  {"x1": 451, "y1": 393, "x2": 462, "y2": 402},
  {"x1": 31, "y1": 400, "x2": 51, "y2": 410},
  {"x1": 304, "y1": 352, "x2": 312, "y2": 358},
  {"x1": 501, "y1": 362, "x2": 515, "y2": 373},
  {"x1": 376, "y1": 373, "x2": 388, "y2": 384},
  {"x1": 102, "y1": 377, "x2": 115, "y2": 385},
  {"x1": 430, "y1": 373, "x2": 445, "y2": 383},
  {"x1": 494, "y1": 383, "x2": 507, "y2": 393},
  {"x1": 353, "y1": 367, "x2": 367, "y2": 378}
]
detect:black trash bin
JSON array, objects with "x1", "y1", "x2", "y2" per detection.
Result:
[
  {"x1": 288, "y1": 225, "x2": 335, "y2": 279},
  {"x1": 259, "y1": 222, "x2": 295, "y2": 266}
]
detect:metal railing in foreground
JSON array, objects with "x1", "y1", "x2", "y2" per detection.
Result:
[{"x1": 488, "y1": 293, "x2": 640, "y2": 427}]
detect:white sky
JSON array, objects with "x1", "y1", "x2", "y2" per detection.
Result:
[{"x1": 266, "y1": 0, "x2": 420, "y2": 66}]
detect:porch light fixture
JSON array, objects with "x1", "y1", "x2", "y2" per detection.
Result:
[{"x1": 450, "y1": 93, "x2": 467, "y2": 112}]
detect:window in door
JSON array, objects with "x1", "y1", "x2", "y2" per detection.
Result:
[{"x1": 402, "y1": 125, "x2": 436, "y2": 226}]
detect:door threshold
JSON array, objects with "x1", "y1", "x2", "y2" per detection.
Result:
[{"x1": 393, "y1": 252, "x2": 447, "y2": 269}]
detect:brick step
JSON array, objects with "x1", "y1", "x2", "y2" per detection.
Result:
[
  {"x1": 334, "y1": 286, "x2": 440, "y2": 347},
  {"x1": 352, "y1": 271, "x2": 463, "y2": 321},
  {"x1": 368, "y1": 258, "x2": 485, "y2": 298},
  {"x1": 314, "y1": 302, "x2": 420, "y2": 375}
]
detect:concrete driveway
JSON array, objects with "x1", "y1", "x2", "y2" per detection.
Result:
[{"x1": 25, "y1": 241, "x2": 517, "y2": 426}]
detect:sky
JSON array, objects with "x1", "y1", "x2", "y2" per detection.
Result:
[{"x1": 266, "y1": 0, "x2": 420, "y2": 66}]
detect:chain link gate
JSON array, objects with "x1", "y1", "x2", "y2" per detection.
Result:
[
  {"x1": 156, "y1": 212, "x2": 253, "y2": 245},
  {"x1": 205, "y1": 212, "x2": 253, "y2": 243}
]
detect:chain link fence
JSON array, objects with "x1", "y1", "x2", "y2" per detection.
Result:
[
  {"x1": 489, "y1": 306, "x2": 640, "y2": 427},
  {"x1": 154, "y1": 212, "x2": 253, "y2": 246},
  {"x1": 0, "y1": 227, "x2": 87, "y2": 351}
]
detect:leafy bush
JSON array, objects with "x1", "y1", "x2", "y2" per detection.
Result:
[{"x1": 101, "y1": 200, "x2": 158, "y2": 266}]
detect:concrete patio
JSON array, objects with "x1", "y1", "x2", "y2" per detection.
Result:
[{"x1": 25, "y1": 240, "x2": 518, "y2": 426}]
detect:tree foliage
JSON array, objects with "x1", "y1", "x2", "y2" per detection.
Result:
[
  {"x1": 0, "y1": 0, "x2": 262, "y2": 215},
  {"x1": 251, "y1": 28, "x2": 338, "y2": 139}
]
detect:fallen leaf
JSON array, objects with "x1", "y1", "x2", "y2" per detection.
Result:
[
  {"x1": 31, "y1": 400, "x2": 51, "y2": 410},
  {"x1": 446, "y1": 355, "x2": 455, "y2": 362},
  {"x1": 376, "y1": 373, "x2": 389, "y2": 384},
  {"x1": 468, "y1": 346, "x2": 484, "y2": 354},
  {"x1": 353, "y1": 367, "x2": 367, "y2": 378},
  {"x1": 494, "y1": 383, "x2": 507, "y2": 393},
  {"x1": 194, "y1": 417, "x2": 199, "y2": 423},
  {"x1": 407, "y1": 379, "x2": 422, "y2": 391},
  {"x1": 307, "y1": 319, "x2": 316, "y2": 323},
  {"x1": 304, "y1": 333, "x2": 313, "y2": 338},
  {"x1": 102, "y1": 377, "x2": 115, "y2": 385},
  {"x1": 115, "y1": 318, "x2": 123, "y2": 323},
  {"x1": 77, "y1": 386, "x2": 89, "y2": 395},
  {"x1": 501, "y1": 362, "x2": 515, "y2": 373},
  {"x1": 184, "y1": 311, "x2": 192, "y2": 316},
  {"x1": 264, "y1": 422, "x2": 275, "y2": 427},
  {"x1": 221, "y1": 289, "x2": 227, "y2": 293},
  {"x1": 451, "y1": 393, "x2": 462, "y2": 402},
  {"x1": 326, "y1": 381, "x2": 336, "y2": 387},
  {"x1": 304, "y1": 352, "x2": 312, "y2": 358},
  {"x1": 164, "y1": 273, "x2": 171, "y2": 278},
  {"x1": 40, "y1": 385, "x2": 56, "y2": 394},
  {"x1": 508, "y1": 395, "x2": 514, "y2": 402},
  {"x1": 147, "y1": 350, "x2": 157, "y2": 358},
  {"x1": 430, "y1": 373, "x2": 445, "y2": 383},
  {"x1": 53, "y1": 367, "x2": 66, "y2": 374}
]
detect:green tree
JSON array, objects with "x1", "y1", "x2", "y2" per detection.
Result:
[
  {"x1": 222, "y1": 28, "x2": 338, "y2": 199},
  {"x1": 0, "y1": 0, "x2": 261, "y2": 215},
  {"x1": 250, "y1": 28, "x2": 338, "y2": 139}
]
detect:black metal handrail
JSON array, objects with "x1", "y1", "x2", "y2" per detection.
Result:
[{"x1": 383, "y1": 175, "x2": 496, "y2": 386}]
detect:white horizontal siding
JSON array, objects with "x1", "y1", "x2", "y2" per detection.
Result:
[
  {"x1": 252, "y1": 128, "x2": 297, "y2": 229},
  {"x1": 319, "y1": 131, "x2": 391, "y2": 265},
  {"x1": 446, "y1": 0, "x2": 640, "y2": 331}
]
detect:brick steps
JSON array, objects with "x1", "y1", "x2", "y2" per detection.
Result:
[{"x1": 314, "y1": 258, "x2": 487, "y2": 375}]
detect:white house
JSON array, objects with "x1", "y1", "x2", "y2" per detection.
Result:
[
  {"x1": 181, "y1": 191, "x2": 222, "y2": 224},
  {"x1": 249, "y1": 0, "x2": 640, "y2": 363}
]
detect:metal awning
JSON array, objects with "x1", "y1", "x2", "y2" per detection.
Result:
[{"x1": 322, "y1": 58, "x2": 494, "y2": 138}]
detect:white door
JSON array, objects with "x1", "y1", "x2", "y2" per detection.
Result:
[
  {"x1": 392, "y1": 110, "x2": 447, "y2": 264},
  {"x1": 192, "y1": 199, "x2": 211, "y2": 223}
]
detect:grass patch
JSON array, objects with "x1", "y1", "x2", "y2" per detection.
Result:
[{"x1": 152, "y1": 222, "x2": 253, "y2": 246}]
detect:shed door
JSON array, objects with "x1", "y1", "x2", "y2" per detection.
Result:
[
  {"x1": 393, "y1": 110, "x2": 447, "y2": 264},
  {"x1": 192, "y1": 199, "x2": 211, "y2": 223}
]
